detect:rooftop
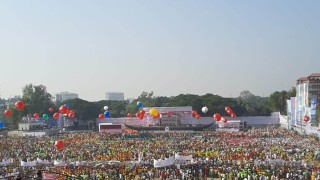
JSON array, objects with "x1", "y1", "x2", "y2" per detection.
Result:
[
  {"x1": 296, "y1": 77, "x2": 307, "y2": 81},
  {"x1": 308, "y1": 73, "x2": 320, "y2": 77}
]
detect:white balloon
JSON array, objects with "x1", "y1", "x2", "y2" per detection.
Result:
[
  {"x1": 159, "y1": 114, "x2": 163, "y2": 118},
  {"x1": 202, "y1": 106, "x2": 208, "y2": 113},
  {"x1": 103, "y1": 106, "x2": 108, "y2": 110}
]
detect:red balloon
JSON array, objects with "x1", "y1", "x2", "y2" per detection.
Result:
[
  {"x1": 127, "y1": 113, "x2": 132, "y2": 118},
  {"x1": 68, "y1": 110, "x2": 75, "y2": 118},
  {"x1": 98, "y1": 114, "x2": 105, "y2": 120},
  {"x1": 213, "y1": 113, "x2": 222, "y2": 121},
  {"x1": 192, "y1": 110, "x2": 198, "y2": 117},
  {"x1": 135, "y1": 112, "x2": 140, "y2": 118},
  {"x1": 231, "y1": 113, "x2": 236, "y2": 118},
  {"x1": 4, "y1": 109, "x2": 12, "y2": 117},
  {"x1": 49, "y1": 108, "x2": 54, "y2": 113},
  {"x1": 53, "y1": 113, "x2": 60, "y2": 119},
  {"x1": 59, "y1": 105, "x2": 69, "y2": 114},
  {"x1": 139, "y1": 112, "x2": 144, "y2": 120},
  {"x1": 15, "y1": 101, "x2": 25, "y2": 110},
  {"x1": 304, "y1": 115, "x2": 310, "y2": 122},
  {"x1": 195, "y1": 114, "x2": 201, "y2": 119},
  {"x1": 68, "y1": 113, "x2": 75, "y2": 119},
  {"x1": 223, "y1": 118, "x2": 228, "y2": 123},
  {"x1": 55, "y1": 140, "x2": 64, "y2": 150},
  {"x1": 226, "y1": 109, "x2": 233, "y2": 115},
  {"x1": 140, "y1": 109, "x2": 145, "y2": 115},
  {"x1": 33, "y1": 113, "x2": 40, "y2": 119},
  {"x1": 225, "y1": 106, "x2": 231, "y2": 111}
]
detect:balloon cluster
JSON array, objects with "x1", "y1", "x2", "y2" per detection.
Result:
[
  {"x1": 98, "y1": 106, "x2": 110, "y2": 120},
  {"x1": 212, "y1": 106, "x2": 237, "y2": 124},
  {"x1": 55, "y1": 104, "x2": 75, "y2": 119},
  {"x1": 136, "y1": 109, "x2": 146, "y2": 120},
  {"x1": 192, "y1": 110, "x2": 201, "y2": 119},
  {"x1": 225, "y1": 106, "x2": 237, "y2": 118},
  {"x1": 149, "y1": 108, "x2": 161, "y2": 119},
  {"x1": 4, "y1": 101, "x2": 26, "y2": 117},
  {"x1": 3, "y1": 100, "x2": 76, "y2": 122}
]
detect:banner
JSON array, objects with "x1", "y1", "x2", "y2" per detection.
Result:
[
  {"x1": 291, "y1": 97, "x2": 296, "y2": 127},
  {"x1": 175, "y1": 154, "x2": 192, "y2": 161},
  {"x1": 154, "y1": 156, "x2": 175, "y2": 168},
  {"x1": 53, "y1": 160, "x2": 65, "y2": 166},
  {"x1": 311, "y1": 96, "x2": 317, "y2": 124},
  {"x1": 42, "y1": 172, "x2": 59, "y2": 180},
  {"x1": 37, "y1": 158, "x2": 53, "y2": 165},
  {"x1": 0, "y1": 159, "x2": 13, "y2": 166},
  {"x1": 287, "y1": 100, "x2": 291, "y2": 128},
  {"x1": 21, "y1": 160, "x2": 37, "y2": 167}
]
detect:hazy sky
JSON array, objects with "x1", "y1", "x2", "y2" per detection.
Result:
[{"x1": 0, "y1": 1, "x2": 319, "y2": 101}]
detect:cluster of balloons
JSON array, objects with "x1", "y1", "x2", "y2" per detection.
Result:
[
  {"x1": 136, "y1": 109, "x2": 146, "y2": 120},
  {"x1": 149, "y1": 108, "x2": 161, "y2": 119},
  {"x1": 4, "y1": 101, "x2": 26, "y2": 117},
  {"x1": 55, "y1": 104, "x2": 75, "y2": 119},
  {"x1": 3, "y1": 100, "x2": 76, "y2": 122},
  {"x1": 192, "y1": 110, "x2": 201, "y2": 119},
  {"x1": 225, "y1": 106, "x2": 237, "y2": 118},
  {"x1": 212, "y1": 106, "x2": 236, "y2": 124},
  {"x1": 98, "y1": 106, "x2": 110, "y2": 120}
]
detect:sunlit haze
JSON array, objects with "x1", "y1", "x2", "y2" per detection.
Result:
[{"x1": 0, "y1": 1, "x2": 319, "y2": 101}]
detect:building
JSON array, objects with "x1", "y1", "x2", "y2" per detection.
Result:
[
  {"x1": 105, "y1": 92, "x2": 124, "y2": 101},
  {"x1": 55, "y1": 92, "x2": 78, "y2": 102},
  {"x1": 296, "y1": 73, "x2": 320, "y2": 104},
  {"x1": 287, "y1": 73, "x2": 320, "y2": 126}
]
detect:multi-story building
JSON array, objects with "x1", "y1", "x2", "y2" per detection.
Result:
[
  {"x1": 105, "y1": 92, "x2": 124, "y2": 101},
  {"x1": 55, "y1": 92, "x2": 78, "y2": 102},
  {"x1": 296, "y1": 73, "x2": 320, "y2": 104},
  {"x1": 294, "y1": 73, "x2": 320, "y2": 124}
]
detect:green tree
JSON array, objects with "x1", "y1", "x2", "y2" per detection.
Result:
[
  {"x1": 126, "y1": 91, "x2": 156, "y2": 114},
  {"x1": 269, "y1": 88, "x2": 295, "y2": 115},
  {"x1": 61, "y1": 98, "x2": 99, "y2": 121},
  {"x1": 94, "y1": 100, "x2": 128, "y2": 118},
  {"x1": 9, "y1": 84, "x2": 54, "y2": 128}
]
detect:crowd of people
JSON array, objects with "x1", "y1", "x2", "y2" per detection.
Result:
[{"x1": 0, "y1": 128, "x2": 320, "y2": 179}]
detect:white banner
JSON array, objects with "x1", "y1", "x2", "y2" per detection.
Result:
[
  {"x1": 0, "y1": 159, "x2": 13, "y2": 166},
  {"x1": 37, "y1": 158, "x2": 53, "y2": 165},
  {"x1": 53, "y1": 160, "x2": 65, "y2": 166},
  {"x1": 175, "y1": 154, "x2": 192, "y2": 161},
  {"x1": 21, "y1": 160, "x2": 37, "y2": 167},
  {"x1": 154, "y1": 156, "x2": 175, "y2": 168}
]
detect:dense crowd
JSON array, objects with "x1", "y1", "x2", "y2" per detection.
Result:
[{"x1": 0, "y1": 128, "x2": 320, "y2": 180}]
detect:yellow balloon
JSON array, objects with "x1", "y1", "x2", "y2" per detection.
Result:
[{"x1": 149, "y1": 108, "x2": 158, "y2": 116}]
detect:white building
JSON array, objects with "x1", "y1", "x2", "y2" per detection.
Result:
[
  {"x1": 105, "y1": 92, "x2": 124, "y2": 101},
  {"x1": 55, "y1": 92, "x2": 78, "y2": 102}
]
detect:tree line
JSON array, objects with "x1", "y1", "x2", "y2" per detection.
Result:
[{"x1": 0, "y1": 84, "x2": 304, "y2": 128}]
